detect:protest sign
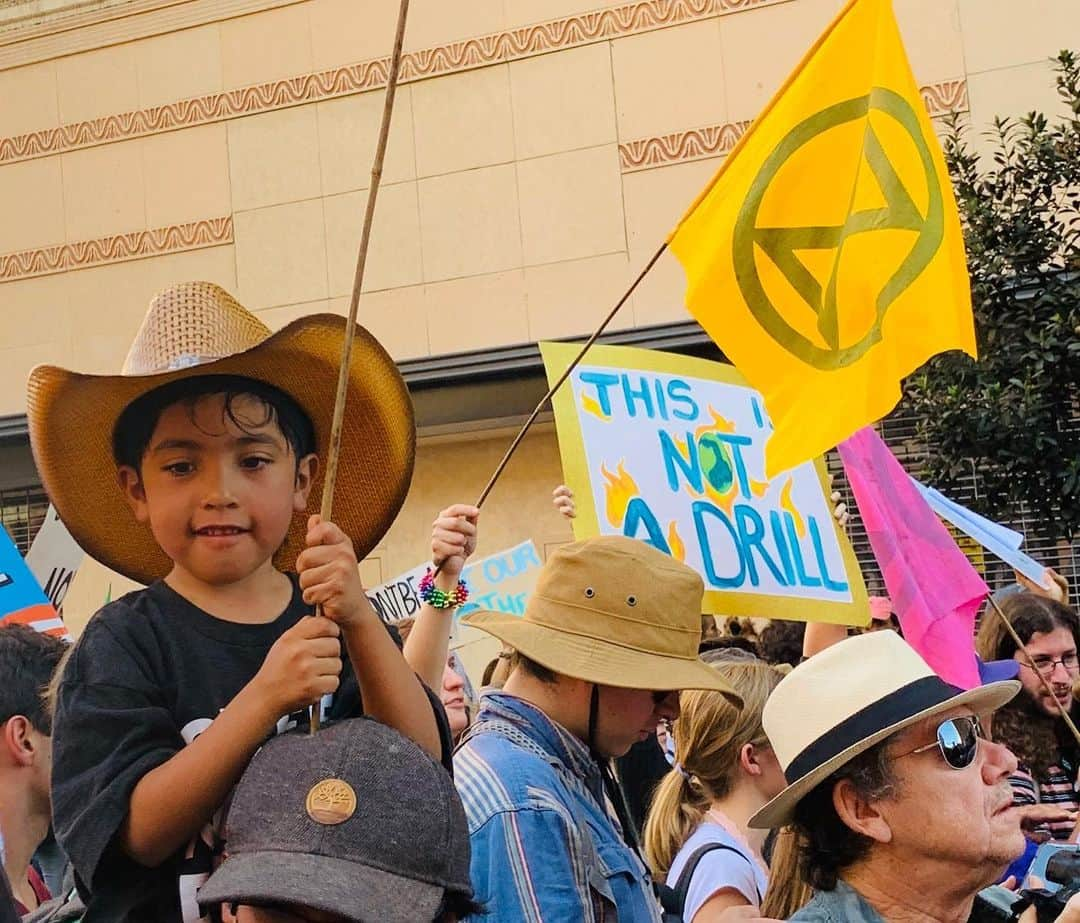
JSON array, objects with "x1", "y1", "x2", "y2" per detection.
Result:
[
  {"x1": 366, "y1": 541, "x2": 545, "y2": 689},
  {"x1": 366, "y1": 540, "x2": 544, "y2": 622},
  {"x1": 25, "y1": 505, "x2": 85, "y2": 615},
  {"x1": 0, "y1": 525, "x2": 67, "y2": 637},
  {"x1": 541, "y1": 342, "x2": 867, "y2": 624}
]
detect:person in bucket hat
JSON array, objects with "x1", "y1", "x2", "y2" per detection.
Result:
[
  {"x1": 32, "y1": 283, "x2": 450, "y2": 923},
  {"x1": 453, "y1": 535, "x2": 741, "y2": 922},
  {"x1": 198, "y1": 718, "x2": 480, "y2": 923},
  {"x1": 749, "y1": 630, "x2": 1026, "y2": 922}
]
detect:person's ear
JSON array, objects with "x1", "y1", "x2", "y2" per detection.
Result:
[
  {"x1": 118, "y1": 466, "x2": 149, "y2": 522},
  {"x1": 740, "y1": 742, "x2": 763, "y2": 777},
  {"x1": 833, "y1": 777, "x2": 893, "y2": 844},
  {"x1": 1, "y1": 715, "x2": 37, "y2": 768},
  {"x1": 294, "y1": 454, "x2": 319, "y2": 511}
]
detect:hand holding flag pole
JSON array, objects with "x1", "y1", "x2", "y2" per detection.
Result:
[
  {"x1": 310, "y1": 0, "x2": 411, "y2": 734},
  {"x1": 422, "y1": 245, "x2": 668, "y2": 582}
]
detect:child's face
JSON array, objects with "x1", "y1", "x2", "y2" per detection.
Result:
[{"x1": 118, "y1": 393, "x2": 317, "y2": 587}]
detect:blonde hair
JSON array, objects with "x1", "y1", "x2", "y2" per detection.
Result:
[
  {"x1": 760, "y1": 827, "x2": 812, "y2": 917},
  {"x1": 642, "y1": 659, "x2": 784, "y2": 880}
]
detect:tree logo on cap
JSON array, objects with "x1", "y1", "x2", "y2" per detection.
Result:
[
  {"x1": 306, "y1": 778, "x2": 357, "y2": 826},
  {"x1": 732, "y1": 87, "x2": 944, "y2": 370}
]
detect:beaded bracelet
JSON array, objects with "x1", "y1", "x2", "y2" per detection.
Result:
[{"x1": 419, "y1": 569, "x2": 470, "y2": 609}]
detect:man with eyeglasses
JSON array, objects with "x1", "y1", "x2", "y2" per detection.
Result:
[
  {"x1": 744, "y1": 630, "x2": 1080, "y2": 922},
  {"x1": 977, "y1": 594, "x2": 1080, "y2": 853}
]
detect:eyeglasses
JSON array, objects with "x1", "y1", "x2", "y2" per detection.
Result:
[
  {"x1": 895, "y1": 715, "x2": 984, "y2": 770},
  {"x1": 1021, "y1": 653, "x2": 1080, "y2": 677}
]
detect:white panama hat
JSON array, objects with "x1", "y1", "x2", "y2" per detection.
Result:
[{"x1": 748, "y1": 630, "x2": 1020, "y2": 829}]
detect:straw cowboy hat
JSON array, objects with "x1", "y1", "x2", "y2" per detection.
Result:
[
  {"x1": 462, "y1": 535, "x2": 741, "y2": 702},
  {"x1": 26, "y1": 282, "x2": 414, "y2": 586},
  {"x1": 748, "y1": 630, "x2": 1020, "y2": 829}
]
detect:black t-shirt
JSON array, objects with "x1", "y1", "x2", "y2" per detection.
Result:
[
  {"x1": 51, "y1": 577, "x2": 452, "y2": 923},
  {"x1": 0, "y1": 867, "x2": 18, "y2": 923}
]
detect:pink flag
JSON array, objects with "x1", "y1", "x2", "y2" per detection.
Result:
[{"x1": 837, "y1": 427, "x2": 986, "y2": 689}]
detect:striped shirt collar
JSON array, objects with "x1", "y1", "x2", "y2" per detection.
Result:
[{"x1": 477, "y1": 692, "x2": 603, "y2": 794}]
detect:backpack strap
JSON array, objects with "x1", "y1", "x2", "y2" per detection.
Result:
[{"x1": 658, "y1": 842, "x2": 759, "y2": 923}]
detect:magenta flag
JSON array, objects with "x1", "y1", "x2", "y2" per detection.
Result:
[{"x1": 838, "y1": 427, "x2": 986, "y2": 689}]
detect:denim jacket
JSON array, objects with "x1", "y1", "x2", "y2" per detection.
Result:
[
  {"x1": 790, "y1": 879, "x2": 887, "y2": 921},
  {"x1": 454, "y1": 692, "x2": 662, "y2": 923}
]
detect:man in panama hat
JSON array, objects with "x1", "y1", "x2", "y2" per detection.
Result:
[
  {"x1": 30, "y1": 283, "x2": 449, "y2": 922},
  {"x1": 748, "y1": 630, "x2": 1027, "y2": 922},
  {"x1": 454, "y1": 535, "x2": 741, "y2": 922}
]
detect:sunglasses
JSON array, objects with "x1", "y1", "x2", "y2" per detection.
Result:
[{"x1": 895, "y1": 715, "x2": 984, "y2": 770}]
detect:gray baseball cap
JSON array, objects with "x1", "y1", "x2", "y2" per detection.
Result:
[{"x1": 198, "y1": 718, "x2": 472, "y2": 922}]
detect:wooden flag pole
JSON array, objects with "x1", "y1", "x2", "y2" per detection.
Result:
[
  {"x1": 474, "y1": 242, "x2": 669, "y2": 509},
  {"x1": 987, "y1": 594, "x2": 1080, "y2": 747},
  {"x1": 311, "y1": 0, "x2": 411, "y2": 734},
  {"x1": 428, "y1": 241, "x2": 668, "y2": 579}
]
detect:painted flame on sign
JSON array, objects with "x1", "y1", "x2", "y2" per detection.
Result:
[
  {"x1": 581, "y1": 392, "x2": 611, "y2": 421},
  {"x1": 668, "y1": 521, "x2": 686, "y2": 561},
  {"x1": 601, "y1": 461, "x2": 639, "y2": 528},
  {"x1": 780, "y1": 476, "x2": 805, "y2": 537},
  {"x1": 696, "y1": 405, "x2": 737, "y2": 436}
]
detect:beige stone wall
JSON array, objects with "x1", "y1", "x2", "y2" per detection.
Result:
[
  {"x1": 3, "y1": 0, "x2": 1076, "y2": 418},
  {"x1": 2, "y1": 0, "x2": 1077, "y2": 625}
]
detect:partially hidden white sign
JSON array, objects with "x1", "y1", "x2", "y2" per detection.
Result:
[
  {"x1": 366, "y1": 540, "x2": 543, "y2": 622},
  {"x1": 25, "y1": 506, "x2": 85, "y2": 615}
]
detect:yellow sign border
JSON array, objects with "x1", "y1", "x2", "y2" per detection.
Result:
[{"x1": 540, "y1": 341, "x2": 869, "y2": 626}]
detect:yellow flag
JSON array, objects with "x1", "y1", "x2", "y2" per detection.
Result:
[{"x1": 668, "y1": 0, "x2": 974, "y2": 479}]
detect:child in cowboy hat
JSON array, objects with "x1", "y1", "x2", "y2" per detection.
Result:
[
  {"x1": 453, "y1": 534, "x2": 742, "y2": 922},
  {"x1": 26, "y1": 283, "x2": 449, "y2": 923}
]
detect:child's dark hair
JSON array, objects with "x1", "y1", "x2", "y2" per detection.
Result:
[
  {"x1": 112, "y1": 374, "x2": 316, "y2": 472},
  {"x1": 0, "y1": 625, "x2": 69, "y2": 735}
]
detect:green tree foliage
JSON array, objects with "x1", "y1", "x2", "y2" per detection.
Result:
[{"x1": 904, "y1": 51, "x2": 1080, "y2": 541}]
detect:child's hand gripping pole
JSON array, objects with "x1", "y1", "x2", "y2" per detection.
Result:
[{"x1": 309, "y1": 0, "x2": 412, "y2": 734}]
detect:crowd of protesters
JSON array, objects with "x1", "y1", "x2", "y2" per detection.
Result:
[{"x1": 6, "y1": 282, "x2": 1080, "y2": 922}]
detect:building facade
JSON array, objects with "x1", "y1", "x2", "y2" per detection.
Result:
[{"x1": 0, "y1": 0, "x2": 1076, "y2": 633}]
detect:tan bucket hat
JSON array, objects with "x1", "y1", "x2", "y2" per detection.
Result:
[
  {"x1": 747, "y1": 630, "x2": 1020, "y2": 829},
  {"x1": 26, "y1": 282, "x2": 415, "y2": 586},
  {"x1": 461, "y1": 535, "x2": 740, "y2": 702}
]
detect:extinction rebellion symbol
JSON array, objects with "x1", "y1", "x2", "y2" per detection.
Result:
[{"x1": 732, "y1": 87, "x2": 944, "y2": 371}]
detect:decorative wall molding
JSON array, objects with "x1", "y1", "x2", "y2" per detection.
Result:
[
  {"x1": 920, "y1": 78, "x2": 969, "y2": 117},
  {"x1": 0, "y1": 0, "x2": 303, "y2": 69},
  {"x1": 620, "y1": 120, "x2": 751, "y2": 172},
  {"x1": 0, "y1": 216, "x2": 232, "y2": 283},
  {"x1": 1, "y1": 0, "x2": 144, "y2": 31},
  {"x1": 0, "y1": 0, "x2": 786, "y2": 165},
  {"x1": 619, "y1": 78, "x2": 970, "y2": 171}
]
